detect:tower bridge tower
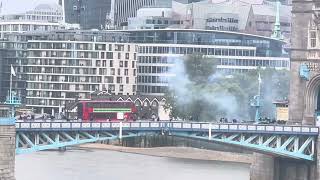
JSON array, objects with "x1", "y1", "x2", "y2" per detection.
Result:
[{"x1": 289, "y1": 0, "x2": 320, "y2": 125}]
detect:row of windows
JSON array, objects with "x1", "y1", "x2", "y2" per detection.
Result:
[
  {"x1": 138, "y1": 56, "x2": 174, "y2": 64},
  {"x1": 138, "y1": 66, "x2": 169, "y2": 74},
  {"x1": 28, "y1": 51, "x2": 136, "y2": 61},
  {"x1": 138, "y1": 85, "x2": 167, "y2": 94},
  {"x1": 26, "y1": 84, "x2": 137, "y2": 99},
  {"x1": 25, "y1": 66, "x2": 137, "y2": 77},
  {"x1": 25, "y1": 67, "x2": 98, "y2": 75},
  {"x1": 27, "y1": 59, "x2": 93, "y2": 66},
  {"x1": 146, "y1": 19, "x2": 170, "y2": 25},
  {"x1": 27, "y1": 75, "x2": 102, "y2": 83},
  {"x1": 27, "y1": 83, "x2": 99, "y2": 91},
  {"x1": 29, "y1": 50, "x2": 99, "y2": 59},
  {"x1": 27, "y1": 91, "x2": 90, "y2": 99},
  {"x1": 139, "y1": 46, "x2": 255, "y2": 56},
  {"x1": 26, "y1": 98, "x2": 86, "y2": 107},
  {"x1": 29, "y1": 42, "x2": 137, "y2": 52},
  {"x1": 96, "y1": 60, "x2": 136, "y2": 68},
  {"x1": 219, "y1": 59, "x2": 289, "y2": 68},
  {"x1": 138, "y1": 76, "x2": 168, "y2": 84},
  {"x1": 25, "y1": 58, "x2": 136, "y2": 68},
  {"x1": 0, "y1": 24, "x2": 59, "y2": 32}
]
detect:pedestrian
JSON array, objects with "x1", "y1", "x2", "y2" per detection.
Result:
[
  {"x1": 151, "y1": 113, "x2": 156, "y2": 121},
  {"x1": 157, "y1": 116, "x2": 160, "y2": 122}
]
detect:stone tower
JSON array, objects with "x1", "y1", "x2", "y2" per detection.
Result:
[
  {"x1": 289, "y1": 0, "x2": 319, "y2": 125},
  {"x1": 0, "y1": 105, "x2": 16, "y2": 180}
]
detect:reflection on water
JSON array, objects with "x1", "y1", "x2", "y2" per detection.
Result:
[{"x1": 16, "y1": 148, "x2": 250, "y2": 180}]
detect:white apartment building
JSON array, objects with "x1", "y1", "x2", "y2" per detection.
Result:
[{"x1": 2, "y1": 31, "x2": 138, "y2": 115}]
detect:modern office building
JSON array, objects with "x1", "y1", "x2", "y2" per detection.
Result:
[
  {"x1": 0, "y1": 30, "x2": 138, "y2": 114},
  {"x1": 61, "y1": 0, "x2": 172, "y2": 29},
  {"x1": 61, "y1": 0, "x2": 112, "y2": 30},
  {"x1": 114, "y1": 29, "x2": 289, "y2": 96},
  {"x1": 128, "y1": 8, "x2": 183, "y2": 30},
  {"x1": 0, "y1": 4, "x2": 64, "y2": 38},
  {"x1": 171, "y1": 0, "x2": 292, "y2": 39}
]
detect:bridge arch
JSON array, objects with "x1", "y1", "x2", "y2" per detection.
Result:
[{"x1": 304, "y1": 74, "x2": 320, "y2": 125}]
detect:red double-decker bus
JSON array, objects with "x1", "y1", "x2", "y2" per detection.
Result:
[{"x1": 77, "y1": 100, "x2": 137, "y2": 122}]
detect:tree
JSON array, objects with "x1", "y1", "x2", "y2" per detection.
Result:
[
  {"x1": 164, "y1": 54, "x2": 290, "y2": 121},
  {"x1": 184, "y1": 54, "x2": 217, "y2": 84}
]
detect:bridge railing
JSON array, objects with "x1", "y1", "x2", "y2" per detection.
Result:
[{"x1": 15, "y1": 121, "x2": 319, "y2": 135}]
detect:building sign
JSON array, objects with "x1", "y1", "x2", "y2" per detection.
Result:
[{"x1": 276, "y1": 107, "x2": 289, "y2": 121}]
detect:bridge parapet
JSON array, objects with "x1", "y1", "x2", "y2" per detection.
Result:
[{"x1": 16, "y1": 122, "x2": 319, "y2": 136}]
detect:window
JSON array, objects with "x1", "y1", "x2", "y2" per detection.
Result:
[
  {"x1": 111, "y1": 68, "x2": 115, "y2": 75},
  {"x1": 126, "y1": 77, "x2": 129, "y2": 84},
  {"x1": 125, "y1": 53, "x2": 129, "y2": 59},
  {"x1": 120, "y1": 61, "x2": 123, "y2": 67},
  {"x1": 118, "y1": 52, "x2": 121, "y2": 59},
  {"x1": 117, "y1": 77, "x2": 122, "y2": 83},
  {"x1": 132, "y1": 61, "x2": 135, "y2": 68},
  {"x1": 96, "y1": 60, "x2": 101, "y2": 67},
  {"x1": 125, "y1": 61, "x2": 128, "y2": 67},
  {"x1": 110, "y1": 60, "x2": 113, "y2": 67},
  {"x1": 310, "y1": 31, "x2": 317, "y2": 48},
  {"x1": 107, "y1": 52, "x2": 113, "y2": 59},
  {"x1": 124, "y1": 69, "x2": 128, "y2": 75},
  {"x1": 119, "y1": 85, "x2": 123, "y2": 92}
]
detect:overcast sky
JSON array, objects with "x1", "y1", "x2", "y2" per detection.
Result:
[{"x1": 1, "y1": 0, "x2": 57, "y2": 14}]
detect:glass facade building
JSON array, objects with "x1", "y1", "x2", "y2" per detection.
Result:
[{"x1": 115, "y1": 29, "x2": 289, "y2": 96}]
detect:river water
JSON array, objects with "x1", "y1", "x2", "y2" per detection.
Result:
[{"x1": 16, "y1": 148, "x2": 250, "y2": 180}]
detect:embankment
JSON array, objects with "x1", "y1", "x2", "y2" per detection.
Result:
[{"x1": 79, "y1": 144, "x2": 252, "y2": 164}]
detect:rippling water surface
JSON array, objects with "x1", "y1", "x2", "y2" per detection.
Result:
[{"x1": 16, "y1": 148, "x2": 250, "y2": 180}]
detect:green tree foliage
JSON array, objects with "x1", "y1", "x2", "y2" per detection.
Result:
[
  {"x1": 184, "y1": 54, "x2": 217, "y2": 84},
  {"x1": 164, "y1": 54, "x2": 290, "y2": 121}
]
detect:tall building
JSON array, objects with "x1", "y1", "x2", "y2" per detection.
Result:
[
  {"x1": 113, "y1": 0, "x2": 172, "y2": 27},
  {"x1": 61, "y1": 0, "x2": 172, "y2": 29},
  {"x1": 0, "y1": 30, "x2": 138, "y2": 115},
  {"x1": 61, "y1": 0, "x2": 112, "y2": 30}
]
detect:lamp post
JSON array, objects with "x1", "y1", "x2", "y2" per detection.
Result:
[{"x1": 250, "y1": 73, "x2": 262, "y2": 122}]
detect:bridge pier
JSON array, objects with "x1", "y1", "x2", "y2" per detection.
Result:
[
  {"x1": 250, "y1": 153, "x2": 316, "y2": 180},
  {"x1": 250, "y1": 153, "x2": 275, "y2": 180},
  {"x1": 0, "y1": 125, "x2": 16, "y2": 180}
]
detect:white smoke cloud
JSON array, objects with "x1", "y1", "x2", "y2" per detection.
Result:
[{"x1": 167, "y1": 56, "x2": 241, "y2": 121}]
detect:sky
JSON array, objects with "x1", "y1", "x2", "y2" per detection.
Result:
[{"x1": 1, "y1": 0, "x2": 57, "y2": 14}]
